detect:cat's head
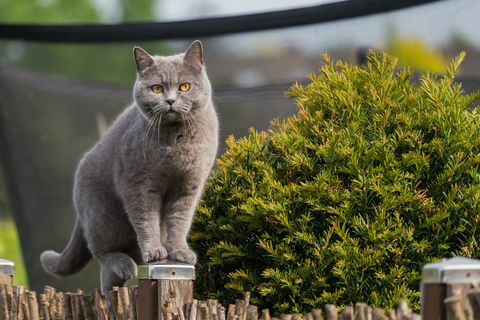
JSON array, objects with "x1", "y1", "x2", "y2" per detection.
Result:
[{"x1": 132, "y1": 40, "x2": 211, "y2": 123}]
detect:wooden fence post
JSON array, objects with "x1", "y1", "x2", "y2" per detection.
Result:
[
  {"x1": 137, "y1": 260, "x2": 195, "y2": 320},
  {"x1": 0, "y1": 258, "x2": 14, "y2": 286},
  {"x1": 422, "y1": 257, "x2": 480, "y2": 320}
]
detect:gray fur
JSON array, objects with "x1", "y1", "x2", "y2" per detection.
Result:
[{"x1": 40, "y1": 41, "x2": 218, "y2": 294}]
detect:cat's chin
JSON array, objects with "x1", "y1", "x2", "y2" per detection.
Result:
[
  {"x1": 142, "y1": 110, "x2": 181, "y2": 124},
  {"x1": 161, "y1": 111, "x2": 184, "y2": 123}
]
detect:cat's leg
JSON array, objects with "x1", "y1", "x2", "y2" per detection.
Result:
[
  {"x1": 100, "y1": 264, "x2": 126, "y2": 295},
  {"x1": 160, "y1": 215, "x2": 168, "y2": 246},
  {"x1": 124, "y1": 194, "x2": 167, "y2": 263},
  {"x1": 163, "y1": 188, "x2": 201, "y2": 264},
  {"x1": 77, "y1": 185, "x2": 139, "y2": 285}
]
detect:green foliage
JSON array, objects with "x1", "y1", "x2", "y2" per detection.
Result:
[
  {"x1": 0, "y1": 0, "x2": 155, "y2": 24},
  {"x1": 387, "y1": 37, "x2": 448, "y2": 73},
  {"x1": 191, "y1": 52, "x2": 480, "y2": 313},
  {"x1": 0, "y1": 0, "x2": 99, "y2": 24},
  {"x1": 0, "y1": 219, "x2": 28, "y2": 286}
]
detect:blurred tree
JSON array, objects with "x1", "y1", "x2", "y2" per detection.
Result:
[
  {"x1": 0, "y1": 219, "x2": 28, "y2": 285},
  {"x1": 122, "y1": 0, "x2": 155, "y2": 21},
  {"x1": 0, "y1": 170, "x2": 9, "y2": 219},
  {"x1": 387, "y1": 38, "x2": 448, "y2": 74},
  {"x1": 0, "y1": 0, "x2": 99, "y2": 24},
  {"x1": 0, "y1": 0, "x2": 168, "y2": 84},
  {"x1": 385, "y1": 24, "x2": 448, "y2": 74}
]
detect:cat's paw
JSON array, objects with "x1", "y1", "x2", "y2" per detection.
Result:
[
  {"x1": 142, "y1": 246, "x2": 168, "y2": 263},
  {"x1": 168, "y1": 248, "x2": 197, "y2": 265},
  {"x1": 111, "y1": 256, "x2": 138, "y2": 280}
]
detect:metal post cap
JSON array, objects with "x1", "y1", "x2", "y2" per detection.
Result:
[
  {"x1": 0, "y1": 258, "x2": 15, "y2": 276},
  {"x1": 422, "y1": 256, "x2": 480, "y2": 284},
  {"x1": 137, "y1": 259, "x2": 195, "y2": 280}
]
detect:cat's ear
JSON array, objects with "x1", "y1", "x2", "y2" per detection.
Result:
[
  {"x1": 184, "y1": 40, "x2": 203, "y2": 71},
  {"x1": 133, "y1": 47, "x2": 155, "y2": 72}
]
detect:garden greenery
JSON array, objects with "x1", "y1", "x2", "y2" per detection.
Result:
[{"x1": 190, "y1": 52, "x2": 480, "y2": 313}]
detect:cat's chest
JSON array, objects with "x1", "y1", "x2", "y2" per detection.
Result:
[
  {"x1": 121, "y1": 122, "x2": 214, "y2": 182},
  {"x1": 121, "y1": 141, "x2": 197, "y2": 188},
  {"x1": 145, "y1": 134, "x2": 201, "y2": 171}
]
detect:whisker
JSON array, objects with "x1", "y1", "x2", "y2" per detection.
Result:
[
  {"x1": 156, "y1": 114, "x2": 162, "y2": 144},
  {"x1": 187, "y1": 114, "x2": 199, "y2": 135},
  {"x1": 142, "y1": 120, "x2": 153, "y2": 160},
  {"x1": 149, "y1": 112, "x2": 161, "y2": 146},
  {"x1": 186, "y1": 112, "x2": 200, "y2": 129},
  {"x1": 181, "y1": 114, "x2": 188, "y2": 136},
  {"x1": 143, "y1": 112, "x2": 160, "y2": 160},
  {"x1": 175, "y1": 102, "x2": 191, "y2": 113},
  {"x1": 183, "y1": 113, "x2": 193, "y2": 134}
]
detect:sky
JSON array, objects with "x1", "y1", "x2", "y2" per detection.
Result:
[
  {"x1": 91, "y1": 0, "x2": 479, "y2": 51},
  {"x1": 88, "y1": 0, "x2": 480, "y2": 57},
  {"x1": 154, "y1": 0, "x2": 347, "y2": 20}
]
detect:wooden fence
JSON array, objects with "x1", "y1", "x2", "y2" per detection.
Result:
[
  {"x1": 3, "y1": 280, "x2": 480, "y2": 319},
  {"x1": 0, "y1": 282, "x2": 423, "y2": 320}
]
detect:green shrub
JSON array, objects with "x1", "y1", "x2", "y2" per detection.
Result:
[
  {"x1": 190, "y1": 52, "x2": 480, "y2": 313},
  {"x1": 0, "y1": 219, "x2": 28, "y2": 286}
]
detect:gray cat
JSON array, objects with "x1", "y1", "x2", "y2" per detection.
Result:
[{"x1": 40, "y1": 40, "x2": 218, "y2": 294}]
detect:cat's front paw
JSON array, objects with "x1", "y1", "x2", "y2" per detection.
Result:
[
  {"x1": 142, "y1": 246, "x2": 168, "y2": 263},
  {"x1": 168, "y1": 248, "x2": 197, "y2": 265},
  {"x1": 112, "y1": 257, "x2": 138, "y2": 280}
]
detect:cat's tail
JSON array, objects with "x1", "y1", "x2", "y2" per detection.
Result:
[{"x1": 40, "y1": 220, "x2": 92, "y2": 276}]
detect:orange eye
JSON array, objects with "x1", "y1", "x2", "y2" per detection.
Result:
[
  {"x1": 179, "y1": 83, "x2": 190, "y2": 92},
  {"x1": 151, "y1": 85, "x2": 163, "y2": 93}
]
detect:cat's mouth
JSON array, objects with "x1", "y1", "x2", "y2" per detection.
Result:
[
  {"x1": 142, "y1": 104, "x2": 186, "y2": 123},
  {"x1": 144, "y1": 104, "x2": 172, "y2": 116}
]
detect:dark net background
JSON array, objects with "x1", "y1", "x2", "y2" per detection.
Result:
[{"x1": 0, "y1": 0, "x2": 479, "y2": 292}]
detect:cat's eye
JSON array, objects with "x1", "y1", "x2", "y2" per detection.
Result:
[
  {"x1": 179, "y1": 83, "x2": 190, "y2": 92},
  {"x1": 151, "y1": 85, "x2": 164, "y2": 93}
]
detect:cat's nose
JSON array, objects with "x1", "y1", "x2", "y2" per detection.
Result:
[{"x1": 166, "y1": 99, "x2": 175, "y2": 106}]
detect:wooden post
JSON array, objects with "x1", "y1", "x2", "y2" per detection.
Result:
[
  {"x1": 422, "y1": 257, "x2": 480, "y2": 320},
  {"x1": 0, "y1": 258, "x2": 14, "y2": 286},
  {"x1": 137, "y1": 260, "x2": 195, "y2": 320}
]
